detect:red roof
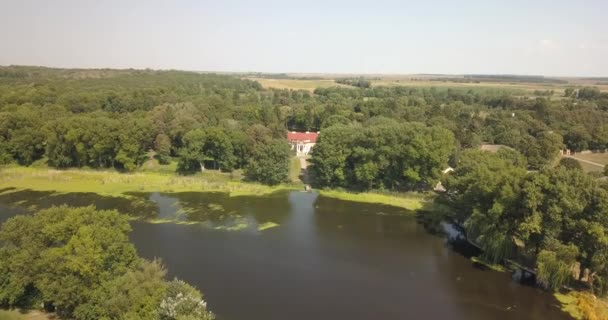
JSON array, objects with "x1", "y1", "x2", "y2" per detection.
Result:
[{"x1": 287, "y1": 131, "x2": 319, "y2": 143}]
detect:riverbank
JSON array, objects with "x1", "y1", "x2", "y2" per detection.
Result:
[
  {"x1": 0, "y1": 166, "x2": 431, "y2": 212},
  {"x1": 0, "y1": 166, "x2": 295, "y2": 197},
  {"x1": 318, "y1": 189, "x2": 429, "y2": 211}
]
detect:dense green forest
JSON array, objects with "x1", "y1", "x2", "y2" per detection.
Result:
[
  {"x1": 442, "y1": 149, "x2": 608, "y2": 295},
  {"x1": 311, "y1": 121, "x2": 454, "y2": 190},
  {"x1": 0, "y1": 206, "x2": 215, "y2": 320},
  {"x1": 1, "y1": 66, "x2": 608, "y2": 180},
  {"x1": 2, "y1": 66, "x2": 608, "y2": 296}
]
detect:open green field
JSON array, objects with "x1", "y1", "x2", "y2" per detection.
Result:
[
  {"x1": 368, "y1": 79, "x2": 593, "y2": 98},
  {"x1": 248, "y1": 74, "x2": 608, "y2": 96},
  {"x1": 571, "y1": 153, "x2": 608, "y2": 166},
  {"x1": 0, "y1": 166, "x2": 293, "y2": 198},
  {"x1": 250, "y1": 76, "x2": 563, "y2": 94},
  {"x1": 0, "y1": 310, "x2": 51, "y2": 320},
  {"x1": 567, "y1": 153, "x2": 608, "y2": 172},
  {"x1": 372, "y1": 78, "x2": 560, "y2": 91},
  {"x1": 577, "y1": 160, "x2": 603, "y2": 173}
]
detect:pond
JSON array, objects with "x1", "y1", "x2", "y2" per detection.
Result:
[{"x1": 0, "y1": 189, "x2": 570, "y2": 320}]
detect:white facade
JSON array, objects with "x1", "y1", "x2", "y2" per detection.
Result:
[
  {"x1": 287, "y1": 131, "x2": 319, "y2": 157},
  {"x1": 291, "y1": 142, "x2": 315, "y2": 156}
]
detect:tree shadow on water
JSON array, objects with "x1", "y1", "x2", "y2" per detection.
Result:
[{"x1": 0, "y1": 189, "x2": 157, "y2": 219}]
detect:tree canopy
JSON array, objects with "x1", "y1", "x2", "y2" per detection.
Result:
[
  {"x1": 443, "y1": 150, "x2": 608, "y2": 295},
  {"x1": 0, "y1": 206, "x2": 215, "y2": 319},
  {"x1": 2, "y1": 66, "x2": 607, "y2": 178},
  {"x1": 311, "y1": 121, "x2": 455, "y2": 190}
]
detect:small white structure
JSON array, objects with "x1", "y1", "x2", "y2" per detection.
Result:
[
  {"x1": 287, "y1": 131, "x2": 319, "y2": 156},
  {"x1": 434, "y1": 181, "x2": 446, "y2": 192}
]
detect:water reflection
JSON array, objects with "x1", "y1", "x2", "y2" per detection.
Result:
[
  {"x1": 0, "y1": 189, "x2": 156, "y2": 218},
  {"x1": 0, "y1": 189, "x2": 291, "y2": 231},
  {"x1": 133, "y1": 191, "x2": 291, "y2": 231}
]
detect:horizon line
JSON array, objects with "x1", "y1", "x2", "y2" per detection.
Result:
[{"x1": 1, "y1": 64, "x2": 607, "y2": 79}]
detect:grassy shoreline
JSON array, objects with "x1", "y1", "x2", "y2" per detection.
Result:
[
  {"x1": 0, "y1": 166, "x2": 296, "y2": 197},
  {"x1": 317, "y1": 189, "x2": 429, "y2": 211},
  {"x1": 0, "y1": 166, "x2": 430, "y2": 212},
  {"x1": 554, "y1": 291, "x2": 608, "y2": 320},
  {"x1": 470, "y1": 256, "x2": 508, "y2": 272}
]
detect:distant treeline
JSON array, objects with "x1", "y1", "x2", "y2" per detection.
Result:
[
  {"x1": 580, "y1": 77, "x2": 608, "y2": 81},
  {"x1": 464, "y1": 74, "x2": 568, "y2": 84},
  {"x1": 0, "y1": 65, "x2": 157, "y2": 81},
  {"x1": 335, "y1": 77, "x2": 372, "y2": 88},
  {"x1": 411, "y1": 75, "x2": 568, "y2": 84}
]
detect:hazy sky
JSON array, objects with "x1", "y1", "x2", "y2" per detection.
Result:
[{"x1": 1, "y1": 0, "x2": 607, "y2": 76}]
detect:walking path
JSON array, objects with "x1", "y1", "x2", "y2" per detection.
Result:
[
  {"x1": 565, "y1": 155, "x2": 605, "y2": 168},
  {"x1": 297, "y1": 156, "x2": 311, "y2": 185}
]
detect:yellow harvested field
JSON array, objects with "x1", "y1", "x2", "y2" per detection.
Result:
[
  {"x1": 247, "y1": 75, "x2": 608, "y2": 95},
  {"x1": 246, "y1": 78, "x2": 349, "y2": 91},
  {"x1": 371, "y1": 79, "x2": 570, "y2": 93}
]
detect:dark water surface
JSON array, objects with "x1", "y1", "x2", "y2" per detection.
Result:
[{"x1": 0, "y1": 189, "x2": 570, "y2": 320}]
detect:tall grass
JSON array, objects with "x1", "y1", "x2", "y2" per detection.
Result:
[
  {"x1": 0, "y1": 166, "x2": 295, "y2": 197},
  {"x1": 289, "y1": 157, "x2": 302, "y2": 183},
  {"x1": 318, "y1": 189, "x2": 429, "y2": 211},
  {"x1": 555, "y1": 291, "x2": 608, "y2": 320},
  {"x1": 0, "y1": 166, "x2": 433, "y2": 213}
]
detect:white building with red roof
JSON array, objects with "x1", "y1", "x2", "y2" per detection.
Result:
[{"x1": 287, "y1": 131, "x2": 319, "y2": 156}]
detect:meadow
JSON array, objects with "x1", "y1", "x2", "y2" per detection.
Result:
[
  {"x1": 0, "y1": 166, "x2": 294, "y2": 198},
  {"x1": 571, "y1": 152, "x2": 608, "y2": 165},
  {"x1": 371, "y1": 78, "x2": 563, "y2": 94},
  {"x1": 567, "y1": 153, "x2": 608, "y2": 172},
  {"x1": 249, "y1": 74, "x2": 608, "y2": 98},
  {"x1": 0, "y1": 165, "x2": 431, "y2": 212},
  {"x1": 0, "y1": 310, "x2": 51, "y2": 320}
]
